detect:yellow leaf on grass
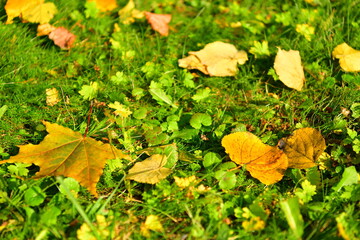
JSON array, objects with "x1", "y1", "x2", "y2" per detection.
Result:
[
  {"x1": 46, "y1": 87, "x2": 60, "y2": 106},
  {"x1": 21, "y1": 2, "x2": 57, "y2": 24},
  {"x1": 140, "y1": 215, "x2": 164, "y2": 237},
  {"x1": 179, "y1": 41, "x2": 248, "y2": 77},
  {"x1": 0, "y1": 121, "x2": 131, "y2": 197},
  {"x1": 274, "y1": 48, "x2": 305, "y2": 91},
  {"x1": 126, "y1": 154, "x2": 172, "y2": 184},
  {"x1": 118, "y1": 0, "x2": 144, "y2": 24},
  {"x1": 37, "y1": 23, "x2": 56, "y2": 36},
  {"x1": 281, "y1": 128, "x2": 326, "y2": 169},
  {"x1": 108, "y1": 101, "x2": 132, "y2": 118},
  {"x1": 222, "y1": 132, "x2": 288, "y2": 184},
  {"x1": 332, "y1": 43, "x2": 360, "y2": 72},
  {"x1": 4, "y1": 0, "x2": 43, "y2": 24},
  {"x1": 174, "y1": 175, "x2": 197, "y2": 188},
  {"x1": 87, "y1": 0, "x2": 117, "y2": 12}
]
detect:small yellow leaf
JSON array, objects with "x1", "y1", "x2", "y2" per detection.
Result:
[
  {"x1": 140, "y1": 215, "x2": 163, "y2": 237},
  {"x1": 174, "y1": 175, "x2": 197, "y2": 188},
  {"x1": 108, "y1": 101, "x2": 132, "y2": 118},
  {"x1": 126, "y1": 154, "x2": 172, "y2": 184},
  {"x1": 281, "y1": 128, "x2": 326, "y2": 169},
  {"x1": 332, "y1": 43, "x2": 360, "y2": 72},
  {"x1": 118, "y1": 0, "x2": 144, "y2": 24},
  {"x1": 178, "y1": 41, "x2": 248, "y2": 77},
  {"x1": 222, "y1": 132, "x2": 288, "y2": 184},
  {"x1": 21, "y1": 2, "x2": 57, "y2": 24},
  {"x1": 37, "y1": 23, "x2": 56, "y2": 36},
  {"x1": 274, "y1": 48, "x2": 305, "y2": 91},
  {"x1": 295, "y1": 24, "x2": 315, "y2": 41},
  {"x1": 46, "y1": 87, "x2": 60, "y2": 106}
]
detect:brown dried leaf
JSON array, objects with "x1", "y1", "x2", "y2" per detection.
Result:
[
  {"x1": 48, "y1": 27, "x2": 76, "y2": 49},
  {"x1": 145, "y1": 12, "x2": 172, "y2": 36}
]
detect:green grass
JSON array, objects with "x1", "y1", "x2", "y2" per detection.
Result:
[{"x1": 0, "y1": 0, "x2": 359, "y2": 239}]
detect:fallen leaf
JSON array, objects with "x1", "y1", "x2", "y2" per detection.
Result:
[
  {"x1": 280, "y1": 128, "x2": 326, "y2": 169},
  {"x1": 178, "y1": 41, "x2": 248, "y2": 77},
  {"x1": 48, "y1": 27, "x2": 76, "y2": 49},
  {"x1": 37, "y1": 23, "x2": 56, "y2": 36},
  {"x1": 332, "y1": 43, "x2": 360, "y2": 72},
  {"x1": 108, "y1": 101, "x2": 132, "y2": 117},
  {"x1": 222, "y1": 132, "x2": 288, "y2": 184},
  {"x1": 21, "y1": 2, "x2": 57, "y2": 24},
  {"x1": 295, "y1": 24, "x2": 315, "y2": 41},
  {"x1": 126, "y1": 154, "x2": 172, "y2": 184},
  {"x1": 87, "y1": 0, "x2": 117, "y2": 12},
  {"x1": 46, "y1": 87, "x2": 60, "y2": 106},
  {"x1": 4, "y1": 0, "x2": 42, "y2": 24},
  {"x1": 274, "y1": 48, "x2": 305, "y2": 91},
  {"x1": 140, "y1": 215, "x2": 164, "y2": 237},
  {"x1": 0, "y1": 121, "x2": 131, "y2": 197},
  {"x1": 118, "y1": 0, "x2": 144, "y2": 24},
  {"x1": 145, "y1": 12, "x2": 172, "y2": 36},
  {"x1": 174, "y1": 175, "x2": 197, "y2": 188}
]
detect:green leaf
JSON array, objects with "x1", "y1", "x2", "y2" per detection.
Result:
[
  {"x1": 249, "y1": 40, "x2": 270, "y2": 58},
  {"x1": 40, "y1": 207, "x2": 61, "y2": 226},
  {"x1": 110, "y1": 71, "x2": 129, "y2": 85},
  {"x1": 192, "y1": 88, "x2": 211, "y2": 102},
  {"x1": 190, "y1": 113, "x2": 212, "y2": 129},
  {"x1": 279, "y1": 198, "x2": 304, "y2": 239},
  {"x1": 0, "y1": 105, "x2": 8, "y2": 119},
  {"x1": 183, "y1": 71, "x2": 195, "y2": 88},
  {"x1": 350, "y1": 103, "x2": 360, "y2": 118},
  {"x1": 169, "y1": 129, "x2": 199, "y2": 140},
  {"x1": 295, "y1": 180, "x2": 317, "y2": 203},
  {"x1": 59, "y1": 177, "x2": 80, "y2": 196},
  {"x1": 149, "y1": 81, "x2": 178, "y2": 108},
  {"x1": 333, "y1": 166, "x2": 359, "y2": 192},
  {"x1": 203, "y1": 152, "x2": 222, "y2": 168},
  {"x1": 79, "y1": 82, "x2": 99, "y2": 100},
  {"x1": 24, "y1": 186, "x2": 46, "y2": 206},
  {"x1": 84, "y1": 1, "x2": 99, "y2": 18},
  {"x1": 133, "y1": 107, "x2": 148, "y2": 119},
  {"x1": 218, "y1": 171, "x2": 236, "y2": 190}
]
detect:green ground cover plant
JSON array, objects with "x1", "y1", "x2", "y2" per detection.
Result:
[{"x1": 0, "y1": 0, "x2": 359, "y2": 239}]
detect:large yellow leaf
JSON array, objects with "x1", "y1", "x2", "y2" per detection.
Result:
[
  {"x1": 126, "y1": 154, "x2": 172, "y2": 184},
  {"x1": 281, "y1": 128, "x2": 326, "y2": 169},
  {"x1": 274, "y1": 48, "x2": 305, "y2": 91},
  {"x1": 0, "y1": 121, "x2": 131, "y2": 197},
  {"x1": 221, "y1": 132, "x2": 288, "y2": 184},
  {"x1": 21, "y1": 2, "x2": 57, "y2": 24},
  {"x1": 332, "y1": 43, "x2": 360, "y2": 72},
  {"x1": 178, "y1": 41, "x2": 248, "y2": 77},
  {"x1": 4, "y1": 0, "x2": 43, "y2": 24}
]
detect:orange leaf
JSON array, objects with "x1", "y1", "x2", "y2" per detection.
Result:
[
  {"x1": 48, "y1": 27, "x2": 76, "y2": 49},
  {"x1": 280, "y1": 128, "x2": 326, "y2": 169},
  {"x1": 274, "y1": 48, "x2": 305, "y2": 91},
  {"x1": 37, "y1": 23, "x2": 56, "y2": 36},
  {"x1": 88, "y1": 0, "x2": 117, "y2": 12},
  {"x1": 0, "y1": 121, "x2": 131, "y2": 197},
  {"x1": 145, "y1": 12, "x2": 172, "y2": 36},
  {"x1": 222, "y1": 132, "x2": 288, "y2": 184}
]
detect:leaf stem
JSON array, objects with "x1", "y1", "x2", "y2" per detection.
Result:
[{"x1": 84, "y1": 101, "x2": 93, "y2": 137}]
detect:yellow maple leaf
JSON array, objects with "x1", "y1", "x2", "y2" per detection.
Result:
[
  {"x1": 0, "y1": 121, "x2": 131, "y2": 197},
  {"x1": 87, "y1": 0, "x2": 117, "y2": 12},
  {"x1": 178, "y1": 41, "x2": 248, "y2": 77},
  {"x1": 126, "y1": 154, "x2": 172, "y2": 184},
  {"x1": 280, "y1": 128, "x2": 326, "y2": 169},
  {"x1": 108, "y1": 101, "x2": 132, "y2": 118},
  {"x1": 4, "y1": 0, "x2": 43, "y2": 24},
  {"x1": 222, "y1": 131, "x2": 288, "y2": 185},
  {"x1": 274, "y1": 48, "x2": 305, "y2": 91},
  {"x1": 332, "y1": 43, "x2": 360, "y2": 72},
  {"x1": 21, "y1": 2, "x2": 57, "y2": 24}
]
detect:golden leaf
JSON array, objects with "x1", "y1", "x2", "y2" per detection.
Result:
[
  {"x1": 145, "y1": 12, "x2": 172, "y2": 36},
  {"x1": 174, "y1": 175, "x2": 197, "y2": 188},
  {"x1": 4, "y1": 0, "x2": 43, "y2": 24},
  {"x1": 281, "y1": 128, "x2": 326, "y2": 169},
  {"x1": 126, "y1": 154, "x2": 172, "y2": 184},
  {"x1": 87, "y1": 0, "x2": 117, "y2": 12},
  {"x1": 274, "y1": 48, "x2": 305, "y2": 91},
  {"x1": 48, "y1": 27, "x2": 76, "y2": 50},
  {"x1": 21, "y1": 2, "x2": 57, "y2": 24},
  {"x1": 222, "y1": 132, "x2": 288, "y2": 184},
  {"x1": 332, "y1": 43, "x2": 360, "y2": 72},
  {"x1": 37, "y1": 23, "x2": 56, "y2": 36},
  {"x1": 178, "y1": 41, "x2": 248, "y2": 77},
  {"x1": 140, "y1": 215, "x2": 164, "y2": 237},
  {"x1": 118, "y1": 0, "x2": 144, "y2": 24},
  {"x1": 0, "y1": 121, "x2": 131, "y2": 197},
  {"x1": 46, "y1": 87, "x2": 60, "y2": 106}
]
